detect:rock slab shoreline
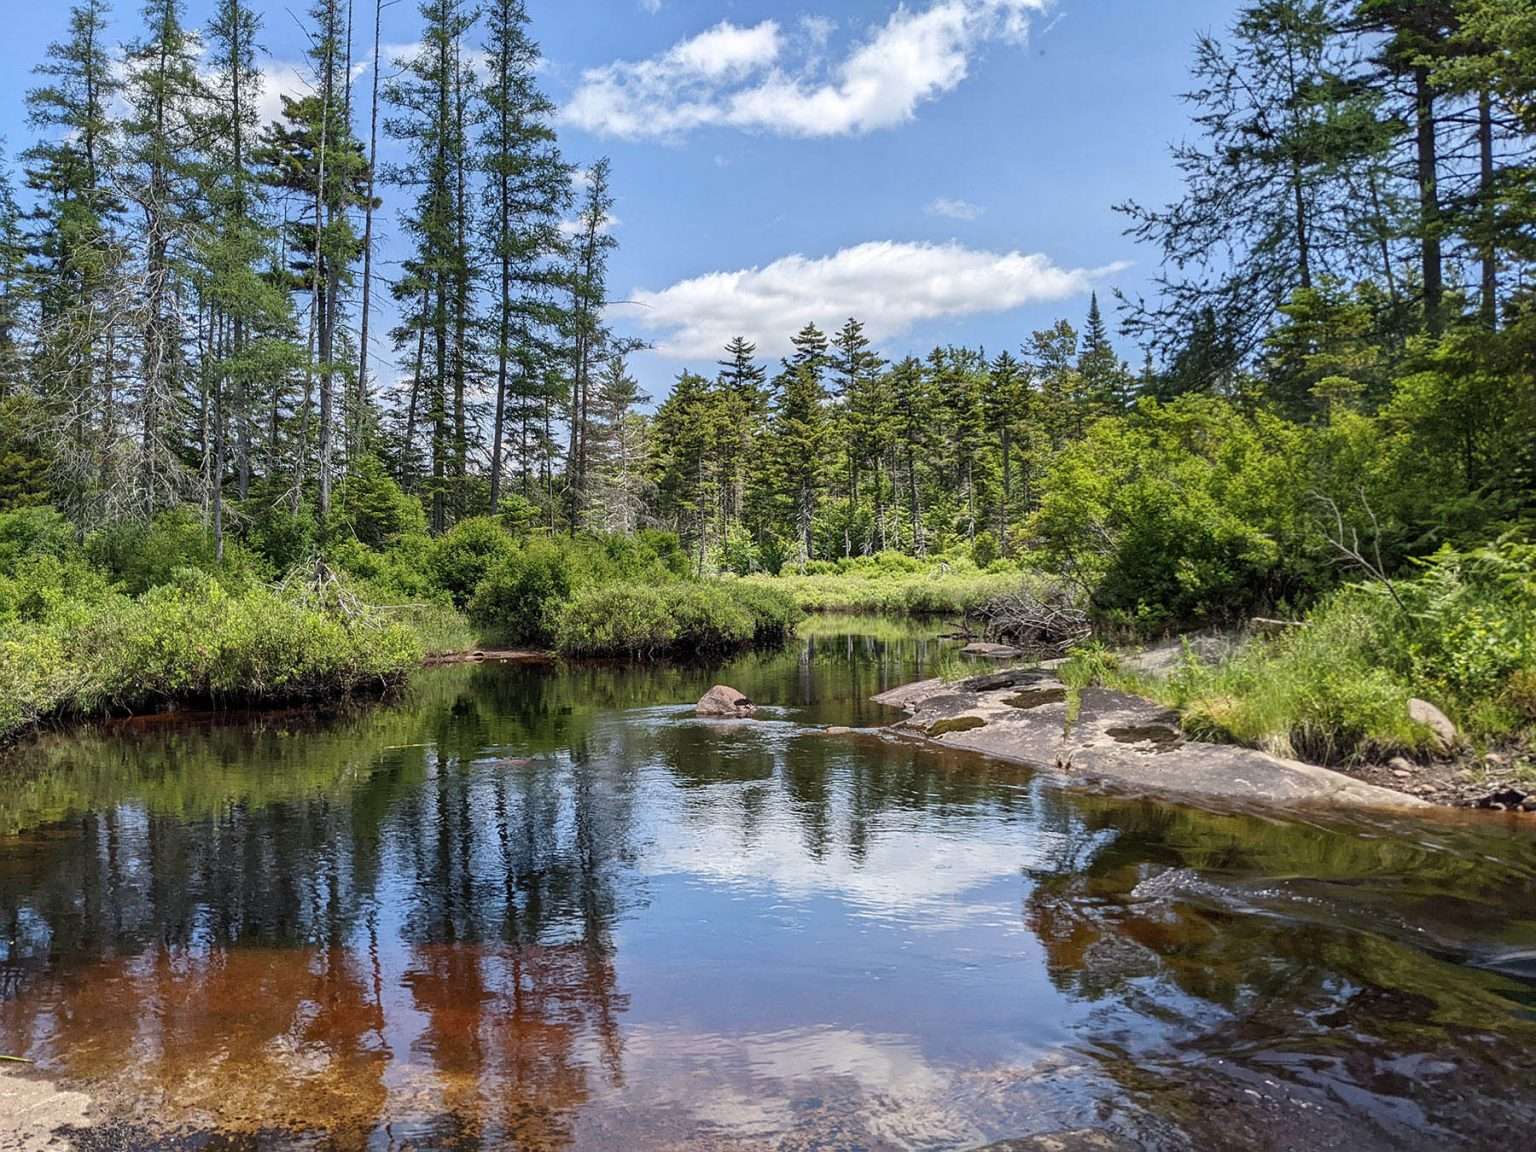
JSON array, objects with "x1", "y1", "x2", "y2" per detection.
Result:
[{"x1": 873, "y1": 667, "x2": 1427, "y2": 811}]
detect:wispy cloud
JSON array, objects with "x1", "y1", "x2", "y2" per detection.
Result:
[
  {"x1": 563, "y1": 0, "x2": 1050, "y2": 140},
  {"x1": 926, "y1": 197, "x2": 984, "y2": 221},
  {"x1": 622, "y1": 240, "x2": 1125, "y2": 359}
]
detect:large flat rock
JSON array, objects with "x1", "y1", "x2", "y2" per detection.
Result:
[{"x1": 873, "y1": 671, "x2": 1427, "y2": 811}]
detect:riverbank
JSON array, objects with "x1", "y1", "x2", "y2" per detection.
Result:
[{"x1": 872, "y1": 666, "x2": 1431, "y2": 811}]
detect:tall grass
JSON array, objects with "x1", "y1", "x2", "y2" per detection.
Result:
[
  {"x1": 744, "y1": 553, "x2": 1024, "y2": 615},
  {"x1": 1134, "y1": 541, "x2": 1536, "y2": 763}
]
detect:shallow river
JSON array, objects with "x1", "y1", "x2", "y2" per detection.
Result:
[{"x1": 1, "y1": 618, "x2": 1534, "y2": 1151}]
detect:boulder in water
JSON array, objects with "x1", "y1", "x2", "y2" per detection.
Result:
[{"x1": 696, "y1": 685, "x2": 756, "y2": 718}]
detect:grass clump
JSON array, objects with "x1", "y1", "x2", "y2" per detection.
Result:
[{"x1": 1148, "y1": 540, "x2": 1536, "y2": 763}]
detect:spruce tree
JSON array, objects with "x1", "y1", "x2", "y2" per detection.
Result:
[{"x1": 479, "y1": 0, "x2": 570, "y2": 514}]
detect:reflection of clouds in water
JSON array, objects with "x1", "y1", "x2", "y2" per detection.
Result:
[
  {"x1": 640, "y1": 766, "x2": 1061, "y2": 920},
  {"x1": 582, "y1": 1023, "x2": 988, "y2": 1148}
]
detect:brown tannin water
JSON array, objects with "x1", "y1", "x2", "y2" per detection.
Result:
[{"x1": 1, "y1": 618, "x2": 1533, "y2": 1150}]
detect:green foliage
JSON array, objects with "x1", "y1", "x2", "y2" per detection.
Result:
[
  {"x1": 1153, "y1": 541, "x2": 1536, "y2": 761},
  {"x1": 661, "y1": 583, "x2": 755, "y2": 652},
  {"x1": 746, "y1": 555, "x2": 1023, "y2": 615},
  {"x1": 0, "y1": 568, "x2": 422, "y2": 743},
  {"x1": 552, "y1": 580, "x2": 801, "y2": 657},
  {"x1": 1031, "y1": 396, "x2": 1315, "y2": 628},
  {"x1": 970, "y1": 530, "x2": 1000, "y2": 570},
  {"x1": 427, "y1": 517, "x2": 518, "y2": 608},
  {"x1": 554, "y1": 583, "x2": 677, "y2": 656},
  {"x1": 332, "y1": 455, "x2": 428, "y2": 549},
  {"x1": 469, "y1": 539, "x2": 575, "y2": 645},
  {"x1": 87, "y1": 507, "x2": 261, "y2": 594}
]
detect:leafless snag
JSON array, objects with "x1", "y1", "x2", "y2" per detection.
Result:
[{"x1": 1311, "y1": 489, "x2": 1405, "y2": 612}]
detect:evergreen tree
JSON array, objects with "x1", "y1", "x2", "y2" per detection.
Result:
[
  {"x1": 479, "y1": 0, "x2": 569, "y2": 515},
  {"x1": 589, "y1": 352, "x2": 649, "y2": 533},
  {"x1": 829, "y1": 317, "x2": 884, "y2": 554},
  {"x1": 565, "y1": 157, "x2": 618, "y2": 530},
  {"x1": 766, "y1": 362, "x2": 829, "y2": 567},
  {"x1": 123, "y1": 0, "x2": 206, "y2": 514},
  {"x1": 384, "y1": 0, "x2": 474, "y2": 531}
]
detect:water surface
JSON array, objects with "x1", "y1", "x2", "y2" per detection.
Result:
[{"x1": 1, "y1": 617, "x2": 1534, "y2": 1150}]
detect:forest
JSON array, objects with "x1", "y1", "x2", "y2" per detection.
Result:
[{"x1": 0, "y1": 0, "x2": 1533, "y2": 765}]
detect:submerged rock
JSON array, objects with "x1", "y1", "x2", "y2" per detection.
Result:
[{"x1": 695, "y1": 685, "x2": 756, "y2": 718}]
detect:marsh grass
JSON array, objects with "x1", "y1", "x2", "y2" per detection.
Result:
[{"x1": 744, "y1": 555, "x2": 1024, "y2": 616}]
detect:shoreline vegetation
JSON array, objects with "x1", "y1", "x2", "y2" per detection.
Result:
[{"x1": 0, "y1": 0, "x2": 1531, "y2": 801}]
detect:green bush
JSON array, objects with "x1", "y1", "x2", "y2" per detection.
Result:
[
  {"x1": 1150, "y1": 541, "x2": 1536, "y2": 761},
  {"x1": 661, "y1": 584, "x2": 755, "y2": 651},
  {"x1": 85, "y1": 506, "x2": 256, "y2": 595},
  {"x1": 469, "y1": 539, "x2": 575, "y2": 645},
  {"x1": 1031, "y1": 396, "x2": 1317, "y2": 628},
  {"x1": 0, "y1": 568, "x2": 423, "y2": 743},
  {"x1": 555, "y1": 583, "x2": 677, "y2": 656},
  {"x1": 332, "y1": 456, "x2": 428, "y2": 549},
  {"x1": 551, "y1": 580, "x2": 801, "y2": 657},
  {"x1": 428, "y1": 517, "x2": 517, "y2": 608},
  {"x1": 730, "y1": 582, "x2": 803, "y2": 642},
  {"x1": 970, "y1": 531, "x2": 1000, "y2": 569}
]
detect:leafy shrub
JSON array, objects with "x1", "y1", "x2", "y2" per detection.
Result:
[
  {"x1": 730, "y1": 582, "x2": 803, "y2": 642},
  {"x1": 970, "y1": 531, "x2": 1000, "y2": 570},
  {"x1": 469, "y1": 540, "x2": 575, "y2": 645},
  {"x1": 1031, "y1": 396, "x2": 1316, "y2": 628},
  {"x1": 1150, "y1": 541, "x2": 1536, "y2": 761},
  {"x1": 0, "y1": 506, "x2": 79, "y2": 572},
  {"x1": 428, "y1": 517, "x2": 517, "y2": 608},
  {"x1": 0, "y1": 569, "x2": 422, "y2": 743},
  {"x1": 717, "y1": 525, "x2": 760, "y2": 576},
  {"x1": 661, "y1": 584, "x2": 755, "y2": 651},
  {"x1": 555, "y1": 584, "x2": 676, "y2": 656},
  {"x1": 552, "y1": 580, "x2": 800, "y2": 657}
]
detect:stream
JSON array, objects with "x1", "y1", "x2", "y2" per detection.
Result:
[{"x1": 0, "y1": 617, "x2": 1533, "y2": 1150}]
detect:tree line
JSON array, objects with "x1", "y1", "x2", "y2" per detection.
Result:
[{"x1": 0, "y1": 0, "x2": 1532, "y2": 591}]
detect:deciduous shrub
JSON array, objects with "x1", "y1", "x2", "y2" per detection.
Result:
[
  {"x1": 1151, "y1": 539, "x2": 1536, "y2": 761},
  {"x1": 428, "y1": 517, "x2": 518, "y2": 608},
  {"x1": 469, "y1": 540, "x2": 575, "y2": 645},
  {"x1": 555, "y1": 583, "x2": 676, "y2": 656}
]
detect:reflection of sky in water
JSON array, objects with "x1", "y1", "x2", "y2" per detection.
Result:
[{"x1": 1, "y1": 627, "x2": 1534, "y2": 1149}]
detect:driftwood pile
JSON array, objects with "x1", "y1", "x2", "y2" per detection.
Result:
[{"x1": 971, "y1": 585, "x2": 1090, "y2": 653}]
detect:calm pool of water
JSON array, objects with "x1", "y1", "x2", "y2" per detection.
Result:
[{"x1": 1, "y1": 618, "x2": 1534, "y2": 1150}]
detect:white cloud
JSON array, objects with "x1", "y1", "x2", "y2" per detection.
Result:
[
  {"x1": 559, "y1": 212, "x2": 621, "y2": 237},
  {"x1": 927, "y1": 197, "x2": 984, "y2": 221},
  {"x1": 563, "y1": 0, "x2": 1049, "y2": 140},
  {"x1": 623, "y1": 240, "x2": 1126, "y2": 359}
]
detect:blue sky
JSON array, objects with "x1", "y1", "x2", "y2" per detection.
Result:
[{"x1": 0, "y1": 0, "x2": 1241, "y2": 398}]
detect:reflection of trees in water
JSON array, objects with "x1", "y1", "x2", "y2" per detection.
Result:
[
  {"x1": 1021, "y1": 798, "x2": 1536, "y2": 1148},
  {"x1": 0, "y1": 670, "x2": 651, "y2": 1148}
]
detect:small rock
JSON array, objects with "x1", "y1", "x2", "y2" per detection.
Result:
[
  {"x1": 824, "y1": 726, "x2": 853, "y2": 735},
  {"x1": 1477, "y1": 788, "x2": 1527, "y2": 810},
  {"x1": 1483, "y1": 752, "x2": 1508, "y2": 767},
  {"x1": 1407, "y1": 698, "x2": 1458, "y2": 753},
  {"x1": 695, "y1": 685, "x2": 756, "y2": 718},
  {"x1": 1522, "y1": 797, "x2": 1536, "y2": 813},
  {"x1": 1392, "y1": 769, "x2": 1413, "y2": 780},
  {"x1": 1388, "y1": 756, "x2": 1416, "y2": 773}
]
